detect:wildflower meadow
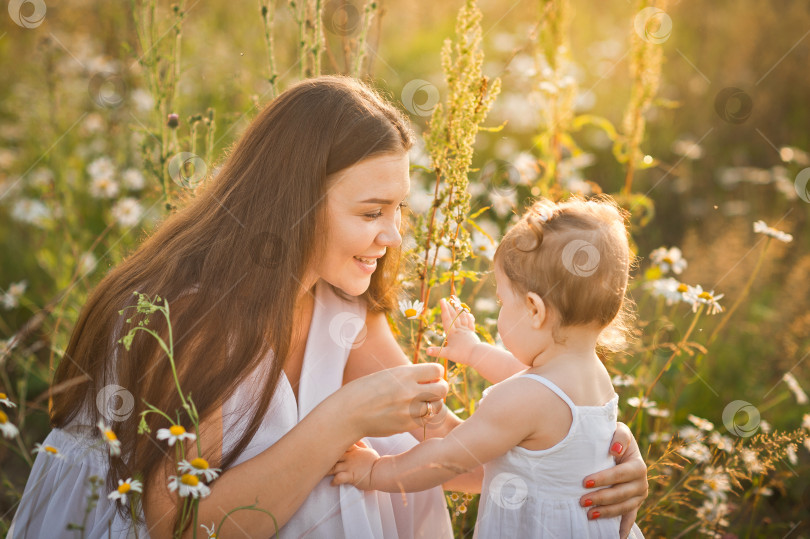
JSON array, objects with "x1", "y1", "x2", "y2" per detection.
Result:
[{"x1": 1, "y1": 0, "x2": 809, "y2": 536}]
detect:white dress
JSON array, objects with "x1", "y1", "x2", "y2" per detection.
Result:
[
  {"x1": 7, "y1": 280, "x2": 453, "y2": 538},
  {"x1": 473, "y1": 373, "x2": 635, "y2": 539}
]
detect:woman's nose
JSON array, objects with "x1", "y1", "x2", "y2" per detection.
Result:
[{"x1": 377, "y1": 218, "x2": 402, "y2": 247}]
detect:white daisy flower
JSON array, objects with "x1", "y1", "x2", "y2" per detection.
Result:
[
  {"x1": 122, "y1": 168, "x2": 145, "y2": 190},
  {"x1": 87, "y1": 157, "x2": 116, "y2": 180},
  {"x1": 29, "y1": 167, "x2": 54, "y2": 188},
  {"x1": 79, "y1": 252, "x2": 98, "y2": 275},
  {"x1": 782, "y1": 372, "x2": 808, "y2": 404},
  {"x1": 649, "y1": 247, "x2": 688, "y2": 275},
  {"x1": 683, "y1": 284, "x2": 724, "y2": 315},
  {"x1": 156, "y1": 424, "x2": 196, "y2": 446},
  {"x1": 97, "y1": 421, "x2": 122, "y2": 456},
  {"x1": 130, "y1": 89, "x2": 155, "y2": 113},
  {"x1": 107, "y1": 478, "x2": 143, "y2": 505},
  {"x1": 11, "y1": 199, "x2": 51, "y2": 228},
  {"x1": 89, "y1": 176, "x2": 120, "y2": 199},
  {"x1": 471, "y1": 230, "x2": 497, "y2": 260},
  {"x1": 111, "y1": 197, "x2": 144, "y2": 228},
  {"x1": 168, "y1": 473, "x2": 211, "y2": 499},
  {"x1": 787, "y1": 444, "x2": 798, "y2": 466},
  {"x1": 1, "y1": 410, "x2": 20, "y2": 439},
  {"x1": 648, "y1": 407, "x2": 670, "y2": 418},
  {"x1": 447, "y1": 295, "x2": 470, "y2": 313},
  {"x1": 611, "y1": 374, "x2": 636, "y2": 387},
  {"x1": 489, "y1": 190, "x2": 516, "y2": 218},
  {"x1": 627, "y1": 396, "x2": 656, "y2": 409},
  {"x1": 709, "y1": 432, "x2": 734, "y2": 453},
  {"x1": 645, "y1": 277, "x2": 685, "y2": 305},
  {"x1": 200, "y1": 523, "x2": 217, "y2": 538},
  {"x1": 178, "y1": 458, "x2": 221, "y2": 482},
  {"x1": 0, "y1": 393, "x2": 15, "y2": 408},
  {"x1": 740, "y1": 448, "x2": 764, "y2": 474},
  {"x1": 398, "y1": 299, "x2": 424, "y2": 320},
  {"x1": 688, "y1": 414, "x2": 715, "y2": 432},
  {"x1": 678, "y1": 441, "x2": 711, "y2": 463},
  {"x1": 648, "y1": 432, "x2": 671, "y2": 443},
  {"x1": 33, "y1": 442, "x2": 63, "y2": 458},
  {"x1": 701, "y1": 466, "x2": 732, "y2": 502},
  {"x1": 802, "y1": 413, "x2": 810, "y2": 431},
  {"x1": 759, "y1": 419, "x2": 772, "y2": 433},
  {"x1": 753, "y1": 220, "x2": 793, "y2": 243},
  {"x1": 678, "y1": 426, "x2": 703, "y2": 443}
]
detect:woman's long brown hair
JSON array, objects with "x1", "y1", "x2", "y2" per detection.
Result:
[{"x1": 50, "y1": 75, "x2": 414, "y2": 524}]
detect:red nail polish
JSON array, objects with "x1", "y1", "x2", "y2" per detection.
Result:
[
  {"x1": 583, "y1": 499, "x2": 593, "y2": 507},
  {"x1": 591, "y1": 510, "x2": 601, "y2": 520},
  {"x1": 611, "y1": 442, "x2": 623, "y2": 454},
  {"x1": 585, "y1": 479, "x2": 595, "y2": 488}
]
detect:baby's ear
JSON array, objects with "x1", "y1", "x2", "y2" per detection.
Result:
[{"x1": 525, "y1": 292, "x2": 547, "y2": 329}]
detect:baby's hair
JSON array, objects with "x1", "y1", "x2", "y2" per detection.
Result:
[{"x1": 494, "y1": 195, "x2": 635, "y2": 349}]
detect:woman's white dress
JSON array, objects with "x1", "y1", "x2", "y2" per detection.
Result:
[{"x1": 7, "y1": 281, "x2": 453, "y2": 538}]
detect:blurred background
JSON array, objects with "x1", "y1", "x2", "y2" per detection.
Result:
[{"x1": 1, "y1": 0, "x2": 809, "y2": 536}]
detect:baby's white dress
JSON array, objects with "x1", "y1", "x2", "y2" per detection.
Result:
[
  {"x1": 473, "y1": 373, "x2": 639, "y2": 539},
  {"x1": 7, "y1": 280, "x2": 453, "y2": 538}
]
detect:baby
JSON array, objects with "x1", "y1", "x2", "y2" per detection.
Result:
[{"x1": 331, "y1": 196, "x2": 638, "y2": 538}]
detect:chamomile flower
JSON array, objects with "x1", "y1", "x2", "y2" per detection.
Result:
[
  {"x1": 627, "y1": 396, "x2": 656, "y2": 409},
  {"x1": 753, "y1": 220, "x2": 793, "y2": 243},
  {"x1": 89, "y1": 175, "x2": 120, "y2": 199},
  {"x1": 108, "y1": 478, "x2": 143, "y2": 505},
  {"x1": 645, "y1": 277, "x2": 685, "y2": 305},
  {"x1": 684, "y1": 285, "x2": 724, "y2": 315},
  {"x1": 200, "y1": 523, "x2": 217, "y2": 538},
  {"x1": 33, "y1": 442, "x2": 63, "y2": 458},
  {"x1": 782, "y1": 372, "x2": 808, "y2": 404},
  {"x1": 97, "y1": 420, "x2": 122, "y2": 456},
  {"x1": 678, "y1": 442, "x2": 711, "y2": 463},
  {"x1": 701, "y1": 467, "x2": 732, "y2": 502},
  {"x1": 2, "y1": 280, "x2": 27, "y2": 310},
  {"x1": 740, "y1": 448, "x2": 764, "y2": 474},
  {"x1": 650, "y1": 247, "x2": 688, "y2": 275},
  {"x1": 398, "y1": 299, "x2": 424, "y2": 320},
  {"x1": 156, "y1": 424, "x2": 196, "y2": 446},
  {"x1": 447, "y1": 295, "x2": 470, "y2": 313},
  {"x1": 168, "y1": 473, "x2": 211, "y2": 499},
  {"x1": 178, "y1": 458, "x2": 221, "y2": 482},
  {"x1": 688, "y1": 414, "x2": 715, "y2": 432},
  {"x1": 0, "y1": 392, "x2": 16, "y2": 408},
  {"x1": 111, "y1": 197, "x2": 144, "y2": 228},
  {"x1": 1, "y1": 410, "x2": 20, "y2": 439}
]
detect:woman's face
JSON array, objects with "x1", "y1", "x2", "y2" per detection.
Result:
[{"x1": 313, "y1": 152, "x2": 410, "y2": 296}]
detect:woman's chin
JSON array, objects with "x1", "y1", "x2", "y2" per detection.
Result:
[{"x1": 327, "y1": 276, "x2": 372, "y2": 297}]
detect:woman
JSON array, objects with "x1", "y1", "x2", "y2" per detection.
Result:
[{"x1": 9, "y1": 76, "x2": 647, "y2": 538}]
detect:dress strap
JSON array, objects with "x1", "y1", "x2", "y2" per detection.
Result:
[{"x1": 519, "y1": 373, "x2": 577, "y2": 411}]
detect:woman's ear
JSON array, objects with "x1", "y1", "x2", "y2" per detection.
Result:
[{"x1": 525, "y1": 292, "x2": 546, "y2": 329}]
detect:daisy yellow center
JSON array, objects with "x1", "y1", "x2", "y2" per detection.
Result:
[
  {"x1": 190, "y1": 457, "x2": 209, "y2": 470},
  {"x1": 404, "y1": 308, "x2": 417, "y2": 318},
  {"x1": 45, "y1": 446, "x2": 58, "y2": 454},
  {"x1": 169, "y1": 425, "x2": 186, "y2": 436},
  {"x1": 118, "y1": 483, "x2": 131, "y2": 494},
  {"x1": 698, "y1": 291, "x2": 713, "y2": 300},
  {"x1": 180, "y1": 474, "x2": 199, "y2": 486},
  {"x1": 663, "y1": 257, "x2": 673, "y2": 265},
  {"x1": 677, "y1": 284, "x2": 689, "y2": 293},
  {"x1": 0, "y1": 392, "x2": 7, "y2": 399},
  {"x1": 0, "y1": 411, "x2": 7, "y2": 424},
  {"x1": 105, "y1": 430, "x2": 118, "y2": 442}
]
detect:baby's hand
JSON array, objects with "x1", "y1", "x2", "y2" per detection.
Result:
[
  {"x1": 329, "y1": 440, "x2": 381, "y2": 490},
  {"x1": 426, "y1": 298, "x2": 480, "y2": 366}
]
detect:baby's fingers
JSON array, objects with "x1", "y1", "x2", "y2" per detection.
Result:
[{"x1": 331, "y1": 471, "x2": 353, "y2": 486}]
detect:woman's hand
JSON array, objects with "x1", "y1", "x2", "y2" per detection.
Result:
[
  {"x1": 579, "y1": 422, "x2": 648, "y2": 538},
  {"x1": 329, "y1": 440, "x2": 380, "y2": 490},
  {"x1": 425, "y1": 298, "x2": 480, "y2": 366},
  {"x1": 339, "y1": 362, "x2": 449, "y2": 439}
]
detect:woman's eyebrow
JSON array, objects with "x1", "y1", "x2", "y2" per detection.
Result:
[{"x1": 358, "y1": 197, "x2": 394, "y2": 204}]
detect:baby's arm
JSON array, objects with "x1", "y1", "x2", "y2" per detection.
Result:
[
  {"x1": 330, "y1": 377, "x2": 537, "y2": 493},
  {"x1": 426, "y1": 298, "x2": 525, "y2": 384}
]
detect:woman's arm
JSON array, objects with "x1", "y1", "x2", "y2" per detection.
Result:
[
  {"x1": 144, "y1": 363, "x2": 449, "y2": 538},
  {"x1": 343, "y1": 309, "x2": 463, "y2": 440}
]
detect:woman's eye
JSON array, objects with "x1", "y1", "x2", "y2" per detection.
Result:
[{"x1": 364, "y1": 211, "x2": 384, "y2": 220}]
